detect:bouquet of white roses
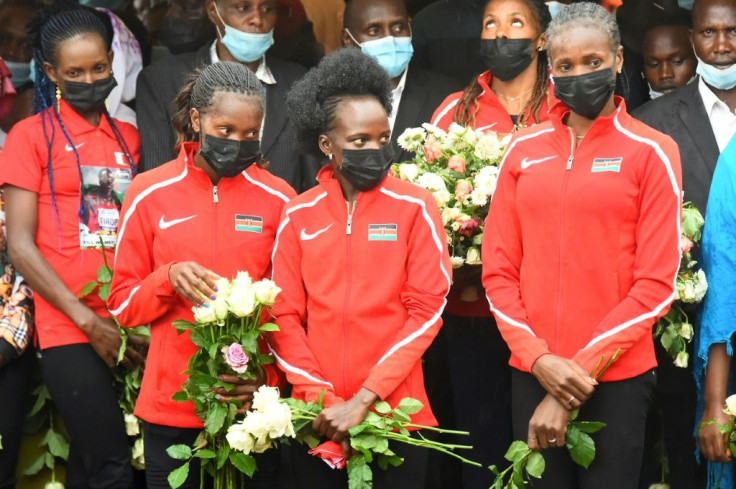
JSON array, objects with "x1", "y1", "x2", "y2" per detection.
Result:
[
  {"x1": 654, "y1": 202, "x2": 708, "y2": 368},
  {"x1": 393, "y1": 123, "x2": 508, "y2": 268},
  {"x1": 167, "y1": 271, "x2": 282, "y2": 489}
]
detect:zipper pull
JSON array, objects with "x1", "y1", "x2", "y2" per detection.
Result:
[
  {"x1": 566, "y1": 155, "x2": 574, "y2": 171},
  {"x1": 213, "y1": 185, "x2": 219, "y2": 203},
  {"x1": 346, "y1": 200, "x2": 354, "y2": 235}
]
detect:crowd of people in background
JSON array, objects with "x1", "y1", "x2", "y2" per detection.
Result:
[{"x1": 0, "y1": 0, "x2": 735, "y2": 488}]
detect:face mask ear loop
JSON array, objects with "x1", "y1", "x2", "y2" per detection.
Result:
[
  {"x1": 345, "y1": 28, "x2": 363, "y2": 47},
  {"x1": 214, "y1": 3, "x2": 227, "y2": 40}
]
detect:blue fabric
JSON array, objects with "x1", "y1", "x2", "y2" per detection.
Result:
[{"x1": 694, "y1": 134, "x2": 736, "y2": 488}]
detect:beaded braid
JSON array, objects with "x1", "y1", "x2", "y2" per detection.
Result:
[
  {"x1": 454, "y1": 0, "x2": 552, "y2": 128},
  {"x1": 27, "y1": 3, "x2": 136, "y2": 226}
]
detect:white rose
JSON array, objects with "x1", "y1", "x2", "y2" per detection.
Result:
[
  {"x1": 192, "y1": 301, "x2": 217, "y2": 324},
  {"x1": 474, "y1": 134, "x2": 503, "y2": 161},
  {"x1": 264, "y1": 402, "x2": 296, "y2": 439},
  {"x1": 132, "y1": 437, "x2": 145, "y2": 470},
  {"x1": 448, "y1": 122, "x2": 466, "y2": 136},
  {"x1": 212, "y1": 277, "x2": 231, "y2": 323},
  {"x1": 252, "y1": 386, "x2": 282, "y2": 412},
  {"x1": 725, "y1": 394, "x2": 736, "y2": 417},
  {"x1": 450, "y1": 220, "x2": 461, "y2": 231},
  {"x1": 674, "y1": 351, "x2": 689, "y2": 368},
  {"x1": 469, "y1": 189, "x2": 489, "y2": 207},
  {"x1": 44, "y1": 483, "x2": 65, "y2": 489},
  {"x1": 417, "y1": 172, "x2": 445, "y2": 192},
  {"x1": 421, "y1": 123, "x2": 447, "y2": 138},
  {"x1": 474, "y1": 170, "x2": 498, "y2": 196},
  {"x1": 433, "y1": 189, "x2": 452, "y2": 206},
  {"x1": 252, "y1": 433, "x2": 273, "y2": 453},
  {"x1": 226, "y1": 423, "x2": 255, "y2": 454},
  {"x1": 450, "y1": 256, "x2": 465, "y2": 269},
  {"x1": 679, "y1": 322, "x2": 694, "y2": 341},
  {"x1": 466, "y1": 247, "x2": 482, "y2": 265},
  {"x1": 227, "y1": 271, "x2": 257, "y2": 317},
  {"x1": 398, "y1": 163, "x2": 420, "y2": 182},
  {"x1": 693, "y1": 270, "x2": 708, "y2": 302},
  {"x1": 441, "y1": 207, "x2": 461, "y2": 225},
  {"x1": 677, "y1": 281, "x2": 696, "y2": 302},
  {"x1": 253, "y1": 279, "x2": 281, "y2": 306},
  {"x1": 242, "y1": 411, "x2": 271, "y2": 441},
  {"x1": 397, "y1": 127, "x2": 426, "y2": 153},
  {"x1": 648, "y1": 484, "x2": 670, "y2": 489},
  {"x1": 124, "y1": 413, "x2": 140, "y2": 436}
]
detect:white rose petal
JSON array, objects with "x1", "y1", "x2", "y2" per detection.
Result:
[
  {"x1": 416, "y1": 172, "x2": 446, "y2": 192},
  {"x1": 469, "y1": 189, "x2": 489, "y2": 207},
  {"x1": 421, "y1": 123, "x2": 447, "y2": 138},
  {"x1": 226, "y1": 423, "x2": 255, "y2": 454},
  {"x1": 450, "y1": 256, "x2": 465, "y2": 269},
  {"x1": 212, "y1": 278, "x2": 231, "y2": 323},
  {"x1": 44, "y1": 483, "x2": 65, "y2": 489},
  {"x1": 725, "y1": 395, "x2": 736, "y2": 417},
  {"x1": 132, "y1": 437, "x2": 145, "y2": 470},
  {"x1": 254, "y1": 279, "x2": 281, "y2": 306},
  {"x1": 466, "y1": 247, "x2": 482, "y2": 265},
  {"x1": 432, "y1": 189, "x2": 452, "y2": 206},
  {"x1": 397, "y1": 127, "x2": 426, "y2": 153},
  {"x1": 124, "y1": 413, "x2": 140, "y2": 436},
  {"x1": 674, "y1": 351, "x2": 689, "y2": 368},
  {"x1": 693, "y1": 270, "x2": 708, "y2": 302},
  {"x1": 252, "y1": 386, "x2": 282, "y2": 412},
  {"x1": 242, "y1": 411, "x2": 271, "y2": 441},
  {"x1": 398, "y1": 163, "x2": 420, "y2": 182},
  {"x1": 227, "y1": 272, "x2": 257, "y2": 317},
  {"x1": 679, "y1": 322, "x2": 694, "y2": 341},
  {"x1": 192, "y1": 301, "x2": 217, "y2": 324},
  {"x1": 441, "y1": 207, "x2": 461, "y2": 225}
]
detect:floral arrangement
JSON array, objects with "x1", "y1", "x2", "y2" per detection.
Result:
[
  {"x1": 654, "y1": 202, "x2": 708, "y2": 368},
  {"x1": 393, "y1": 123, "x2": 508, "y2": 268},
  {"x1": 167, "y1": 271, "x2": 281, "y2": 489},
  {"x1": 701, "y1": 394, "x2": 736, "y2": 488},
  {"x1": 490, "y1": 351, "x2": 620, "y2": 489}
]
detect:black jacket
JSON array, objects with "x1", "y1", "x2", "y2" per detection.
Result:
[
  {"x1": 392, "y1": 65, "x2": 463, "y2": 163},
  {"x1": 633, "y1": 79, "x2": 720, "y2": 213},
  {"x1": 135, "y1": 44, "x2": 318, "y2": 192}
]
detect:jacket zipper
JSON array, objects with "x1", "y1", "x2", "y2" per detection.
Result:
[
  {"x1": 555, "y1": 128, "x2": 576, "y2": 352},
  {"x1": 213, "y1": 185, "x2": 219, "y2": 203},
  {"x1": 342, "y1": 200, "x2": 355, "y2": 396}
]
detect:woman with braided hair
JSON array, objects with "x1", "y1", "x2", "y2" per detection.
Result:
[
  {"x1": 108, "y1": 60, "x2": 295, "y2": 489},
  {"x1": 0, "y1": 1, "x2": 142, "y2": 487}
]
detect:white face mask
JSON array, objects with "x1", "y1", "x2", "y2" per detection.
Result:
[{"x1": 648, "y1": 75, "x2": 696, "y2": 100}]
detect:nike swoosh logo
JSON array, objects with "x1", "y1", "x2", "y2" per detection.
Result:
[
  {"x1": 159, "y1": 215, "x2": 196, "y2": 230},
  {"x1": 300, "y1": 223, "x2": 333, "y2": 241},
  {"x1": 520, "y1": 155, "x2": 555, "y2": 169},
  {"x1": 65, "y1": 142, "x2": 85, "y2": 152}
]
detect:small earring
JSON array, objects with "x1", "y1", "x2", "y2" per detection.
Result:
[
  {"x1": 328, "y1": 153, "x2": 333, "y2": 161},
  {"x1": 55, "y1": 85, "x2": 61, "y2": 113}
]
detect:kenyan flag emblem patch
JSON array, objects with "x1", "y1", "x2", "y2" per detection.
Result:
[
  {"x1": 235, "y1": 215, "x2": 263, "y2": 233},
  {"x1": 368, "y1": 224, "x2": 397, "y2": 241}
]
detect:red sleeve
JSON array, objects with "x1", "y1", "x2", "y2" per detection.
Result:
[
  {"x1": 267, "y1": 208, "x2": 342, "y2": 406},
  {"x1": 362, "y1": 192, "x2": 452, "y2": 400},
  {"x1": 430, "y1": 92, "x2": 462, "y2": 131},
  {"x1": 107, "y1": 179, "x2": 177, "y2": 327},
  {"x1": 572, "y1": 137, "x2": 682, "y2": 373},
  {"x1": 0, "y1": 119, "x2": 44, "y2": 192},
  {"x1": 482, "y1": 141, "x2": 552, "y2": 371}
]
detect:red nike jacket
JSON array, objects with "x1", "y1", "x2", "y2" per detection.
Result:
[
  {"x1": 108, "y1": 143, "x2": 296, "y2": 428},
  {"x1": 268, "y1": 166, "x2": 452, "y2": 426},
  {"x1": 482, "y1": 98, "x2": 682, "y2": 381}
]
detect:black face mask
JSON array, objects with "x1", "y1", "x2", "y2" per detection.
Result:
[
  {"x1": 553, "y1": 69, "x2": 617, "y2": 120},
  {"x1": 479, "y1": 38, "x2": 533, "y2": 81},
  {"x1": 337, "y1": 145, "x2": 394, "y2": 191},
  {"x1": 60, "y1": 75, "x2": 117, "y2": 112},
  {"x1": 157, "y1": 17, "x2": 213, "y2": 55},
  {"x1": 199, "y1": 134, "x2": 262, "y2": 177}
]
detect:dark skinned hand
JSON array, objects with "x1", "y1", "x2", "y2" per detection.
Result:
[
  {"x1": 216, "y1": 374, "x2": 265, "y2": 414},
  {"x1": 168, "y1": 262, "x2": 219, "y2": 306},
  {"x1": 313, "y1": 387, "x2": 378, "y2": 457},
  {"x1": 531, "y1": 354, "x2": 596, "y2": 411},
  {"x1": 527, "y1": 394, "x2": 572, "y2": 451},
  {"x1": 123, "y1": 333, "x2": 149, "y2": 370},
  {"x1": 84, "y1": 314, "x2": 145, "y2": 368},
  {"x1": 698, "y1": 401, "x2": 732, "y2": 463}
]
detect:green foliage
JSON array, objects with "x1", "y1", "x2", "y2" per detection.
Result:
[{"x1": 168, "y1": 462, "x2": 190, "y2": 489}]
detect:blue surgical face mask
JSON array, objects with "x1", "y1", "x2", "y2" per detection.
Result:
[
  {"x1": 4, "y1": 60, "x2": 31, "y2": 88},
  {"x1": 696, "y1": 55, "x2": 736, "y2": 90},
  {"x1": 215, "y1": 3, "x2": 274, "y2": 63},
  {"x1": 545, "y1": 1, "x2": 564, "y2": 18},
  {"x1": 678, "y1": 0, "x2": 694, "y2": 9},
  {"x1": 649, "y1": 86, "x2": 665, "y2": 100},
  {"x1": 346, "y1": 29, "x2": 414, "y2": 78}
]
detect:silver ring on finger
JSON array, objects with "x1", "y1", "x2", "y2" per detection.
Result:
[
  {"x1": 568, "y1": 395, "x2": 576, "y2": 405},
  {"x1": 548, "y1": 436, "x2": 557, "y2": 443}
]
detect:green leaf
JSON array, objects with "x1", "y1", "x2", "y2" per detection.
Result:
[
  {"x1": 347, "y1": 454, "x2": 373, "y2": 489},
  {"x1": 172, "y1": 391, "x2": 190, "y2": 403},
  {"x1": 258, "y1": 322, "x2": 280, "y2": 332},
  {"x1": 504, "y1": 440, "x2": 531, "y2": 463},
  {"x1": 230, "y1": 452, "x2": 257, "y2": 477},
  {"x1": 204, "y1": 403, "x2": 228, "y2": 435},
  {"x1": 44, "y1": 452, "x2": 54, "y2": 469},
  {"x1": 47, "y1": 430, "x2": 70, "y2": 460},
  {"x1": 391, "y1": 408, "x2": 411, "y2": 423},
  {"x1": 167, "y1": 444, "x2": 193, "y2": 460},
  {"x1": 574, "y1": 421, "x2": 607, "y2": 434},
  {"x1": 194, "y1": 449, "x2": 216, "y2": 459},
  {"x1": 97, "y1": 265, "x2": 113, "y2": 283},
  {"x1": 397, "y1": 398, "x2": 423, "y2": 415},
  {"x1": 526, "y1": 451, "x2": 545, "y2": 478},
  {"x1": 23, "y1": 453, "x2": 47, "y2": 476},
  {"x1": 167, "y1": 462, "x2": 190, "y2": 489},
  {"x1": 374, "y1": 401, "x2": 392, "y2": 414},
  {"x1": 208, "y1": 342, "x2": 219, "y2": 359},
  {"x1": 97, "y1": 283, "x2": 110, "y2": 301},
  {"x1": 188, "y1": 328, "x2": 209, "y2": 348},
  {"x1": 567, "y1": 430, "x2": 596, "y2": 469},
  {"x1": 79, "y1": 280, "x2": 98, "y2": 298},
  {"x1": 173, "y1": 320, "x2": 195, "y2": 333},
  {"x1": 216, "y1": 443, "x2": 231, "y2": 469}
]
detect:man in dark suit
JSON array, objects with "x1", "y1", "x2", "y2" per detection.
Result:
[
  {"x1": 341, "y1": 0, "x2": 462, "y2": 163},
  {"x1": 136, "y1": 0, "x2": 319, "y2": 192},
  {"x1": 634, "y1": 0, "x2": 736, "y2": 487}
]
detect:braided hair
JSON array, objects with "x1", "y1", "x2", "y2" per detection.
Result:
[
  {"x1": 454, "y1": 0, "x2": 552, "y2": 128},
  {"x1": 172, "y1": 61, "x2": 266, "y2": 169},
  {"x1": 286, "y1": 47, "x2": 392, "y2": 156},
  {"x1": 26, "y1": 1, "x2": 136, "y2": 228}
]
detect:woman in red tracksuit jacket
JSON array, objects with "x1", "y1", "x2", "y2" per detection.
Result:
[
  {"x1": 268, "y1": 48, "x2": 451, "y2": 489},
  {"x1": 482, "y1": 4, "x2": 682, "y2": 488},
  {"x1": 108, "y1": 62, "x2": 295, "y2": 489}
]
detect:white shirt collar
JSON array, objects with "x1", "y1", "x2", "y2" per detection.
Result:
[
  {"x1": 389, "y1": 66, "x2": 409, "y2": 131},
  {"x1": 698, "y1": 76, "x2": 732, "y2": 115},
  {"x1": 210, "y1": 41, "x2": 277, "y2": 86}
]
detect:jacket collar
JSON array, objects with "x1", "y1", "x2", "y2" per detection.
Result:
[
  {"x1": 548, "y1": 95, "x2": 629, "y2": 137},
  {"x1": 57, "y1": 99, "x2": 117, "y2": 139},
  {"x1": 316, "y1": 164, "x2": 387, "y2": 208}
]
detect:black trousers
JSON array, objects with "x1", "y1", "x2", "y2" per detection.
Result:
[
  {"x1": 0, "y1": 349, "x2": 32, "y2": 489},
  {"x1": 143, "y1": 422, "x2": 280, "y2": 489},
  {"x1": 40, "y1": 344, "x2": 133, "y2": 489},
  {"x1": 285, "y1": 433, "x2": 430, "y2": 489},
  {"x1": 444, "y1": 313, "x2": 512, "y2": 489},
  {"x1": 511, "y1": 368, "x2": 656, "y2": 489}
]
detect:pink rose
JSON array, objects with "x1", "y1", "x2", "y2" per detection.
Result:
[
  {"x1": 680, "y1": 236, "x2": 694, "y2": 255},
  {"x1": 309, "y1": 441, "x2": 346, "y2": 470},
  {"x1": 423, "y1": 140, "x2": 443, "y2": 163},
  {"x1": 455, "y1": 180, "x2": 473, "y2": 202},
  {"x1": 448, "y1": 154, "x2": 466, "y2": 173},
  {"x1": 457, "y1": 218, "x2": 479, "y2": 237},
  {"x1": 221, "y1": 343, "x2": 249, "y2": 374}
]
